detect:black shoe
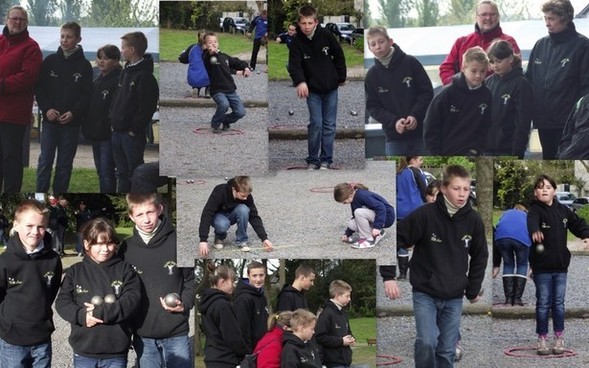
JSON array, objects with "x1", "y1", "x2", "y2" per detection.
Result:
[
  {"x1": 212, "y1": 127, "x2": 222, "y2": 134},
  {"x1": 204, "y1": 87, "x2": 211, "y2": 98},
  {"x1": 222, "y1": 123, "x2": 230, "y2": 131}
]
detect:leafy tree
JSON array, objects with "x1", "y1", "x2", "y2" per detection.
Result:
[
  {"x1": 58, "y1": 0, "x2": 82, "y2": 23},
  {"x1": 414, "y1": 0, "x2": 439, "y2": 27},
  {"x1": 376, "y1": 0, "x2": 411, "y2": 27},
  {"x1": 26, "y1": 0, "x2": 58, "y2": 26},
  {"x1": 268, "y1": 0, "x2": 287, "y2": 35},
  {"x1": 446, "y1": 0, "x2": 476, "y2": 25},
  {"x1": 85, "y1": 0, "x2": 157, "y2": 27},
  {"x1": 475, "y1": 157, "x2": 493, "y2": 238}
]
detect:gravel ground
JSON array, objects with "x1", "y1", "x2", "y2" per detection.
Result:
[{"x1": 176, "y1": 160, "x2": 397, "y2": 265}]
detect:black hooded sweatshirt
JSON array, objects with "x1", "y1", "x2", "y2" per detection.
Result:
[
  {"x1": 281, "y1": 332, "x2": 322, "y2": 368},
  {"x1": 233, "y1": 279, "x2": 269, "y2": 351},
  {"x1": 82, "y1": 67, "x2": 121, "y2": 141},
  {"x1": 0, "y1": 233, "x2": 62, "y2": 345},
  {"x1": 55, "y1": 254, "x2": 141, "y2": 358},
  {"x1": 315, "y1": 299, "x2": 352, "y2": 367},
  {"x1": 118, "y1": 215, "x2": 196, "y2": 339},
  {"x1": 276, "y1": 284, "x2": 308, "y2": 312},
  {"x1": 198, "y1": 287, "x2": 249, "y2": 367}
]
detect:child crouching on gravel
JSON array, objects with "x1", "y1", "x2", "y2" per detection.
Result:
[{"x1": 334, "y1": 182, "x2": 395, "y2": 249}]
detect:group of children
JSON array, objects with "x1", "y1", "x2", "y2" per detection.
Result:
[
  {"x1": 199, "y1": 262, "x2": 356, "y2": 368},
  {"x1": 35, "y1": 21, "x2": 158, "y2": 193},
  {"x1": 0, "y1": 194, "x2": 195, "y2": 367}
]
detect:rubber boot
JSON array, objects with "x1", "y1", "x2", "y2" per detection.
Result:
[
  {"x1": 397, "y1": 256, "x2": 409, "y2": 280},
  {"x1": 513, "y1": 277, "x2": 527, "y2": 306},
  {"x1": 502, "y1": 276, "x2": 514, "y2": 305}
]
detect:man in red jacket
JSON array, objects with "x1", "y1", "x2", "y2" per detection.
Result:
[
  {"x1": 0, "y1": 6, "x2": 42, "y2": 192},
  {"x1": 439, "y1": 0, "x2": 520, "y2": 85}
]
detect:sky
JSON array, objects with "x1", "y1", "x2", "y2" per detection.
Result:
[{"x1": 368, "y1": 0, "x2": 589, "y2": 24}]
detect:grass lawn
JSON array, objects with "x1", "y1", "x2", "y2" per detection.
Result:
[
  {"x1": 193, "y1": 316, "x2": 376, "y2": 367},
  {"x1": 159, "y1": 29, "x2": 253, "y2": 61},
  {"x1": 268, "y1": 40, "x2": 364, "y2": 80},
  {"x1": 22, "y1": 168, "x2": 100, "y2": 192}
]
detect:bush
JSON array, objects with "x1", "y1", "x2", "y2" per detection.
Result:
[
  {"x1": 353, "y1": 37, "x2": 364, "y2": 52},
  {"x1": 577, "y1": 205, "x2": 589, "y2": 223}
]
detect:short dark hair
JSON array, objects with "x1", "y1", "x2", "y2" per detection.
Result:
[
  {"x1": 298, "y1": 5, "x2": 317, "y2": 20},
  {"x1": 61, "y1": 21, "x2": 81, "y2": 38},
  {"x1": 542, "y1": 0, "x2": 574, "y2": 24},
  {"x1": 534, "y1": 174, "x2": 557, "y2": 190},
  {"x1": 97, "y1": 44, "x2": 121, "y2": 61},
  {"x1": 441, "y1": 165, "x2": 471, "y2": 187}
]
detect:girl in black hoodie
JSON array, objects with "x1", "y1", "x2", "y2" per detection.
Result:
[
  {"x1": 198, "y1": 264, "x2": 249, "y2": 367},
  {"x1": 56, "y1": 218, "x2": 141, "y2": 367}
]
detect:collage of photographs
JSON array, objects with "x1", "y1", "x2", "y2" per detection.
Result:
[{"x1": 1, "y1": 0, "x2": 589, "y2": 367}]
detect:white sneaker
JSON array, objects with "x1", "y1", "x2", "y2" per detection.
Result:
[
  {"x1": 351, "y1": 239, "x2": 375, "y2": 249},
  {"x1": 213, "y1": 238, "x2": 224, "y2": 250},
  {"x1": 372, "y1": 229, "x2": 386, "y2": 246},
  {"x1": 237, "y1": 242, "x2": 251, "y2": 252}
]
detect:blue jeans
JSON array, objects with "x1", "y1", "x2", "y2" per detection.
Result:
[
  {"x1": 496, "y1": 238, "x2": 530, "y2": 276},
  {"x1": 133, "y1": 335, "x2": 192, "y2": 368},
  {"x1": 111, "y1": 131, "x2": 146, "y2": 193},
  {"x1": 413, "y1": 291, "x2": 463, "y2": 368},
  {"x1": 73, "y1": 353, "x2": 126, "y2": 368},
  {"x1": 534, "y1": 272, "x2": 567, "y2": 335},
  {"x1": 306, "y1": 89, "x2": 338, "y2": 166},
  {"x1": 386, "y1": 137, "x2": 425, "y2": 156},
  {"x1": 212, "y1": 204, "x2": 249, "y2": 243},
  {"x1": 36, "y1": 122, "x2": 79, "y2": 193},
  {"x1": 91, "y1": 139, "x2": 116, "y2": 193},
  {"x1": 0, "y1": 122, "x2": 26, "y2": 192},
  {"x1": 211, "y1": 91, "x2": 246, "y2": 128},
  {"x1": 0, "y1": 338, "x2": 51, "y2": 368}
]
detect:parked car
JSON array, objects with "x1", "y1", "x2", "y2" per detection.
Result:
[
  {"x1": 555, "y1": 191, "x2": 577, "y2": 207},
  {"x1": 222, "y1": 16, "x2": 249, "y2": 34},
  {"x1": 324, "y1": 22, "x2": 356, "y2": 43},
  {"x1": 349, "y1": 27, "x2": 364, "y2": 46},
  {"x1": 571, "y1": 197, "x2": 589, "y2": 212}
]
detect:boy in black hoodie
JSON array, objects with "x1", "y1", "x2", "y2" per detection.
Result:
[
  {"x1": 315, "y1": 280, "x2": 355, "y2": 367},
  {"x1": 0, "y1": 199, "x2": 62, "y2": 367},
  {"x1": 233, "y1": 261, "x2": 269, "y2": 351},
  {"x1": 281, "y1": 309, "x2": 322, "y2": 368},
  {"x1": 423, "y1": 46, "x2": 492, "y2": 156},
  {"x1": 109, "y1": 32, "x2": 159, "y2": 192},
  {"x1": 35, "y1": 21, "x2": 92, "y2": 193},
  {"x1": 198, "y1": 176, "x2": 274, "y2": 256},
  {"x1": 381, "y1": 165, "x2": 488, "y2": 366},
  {"x1": 288, "y1": 5, "x2": 346, "y2": 170},
  {"x1": 277, "y1": 264, "x2": 315, "y2": 312},
  {"x1": 202, "y1": 31, "x2": 251, "y2": 133},
  {"x1": 118, "y1": 193, "x2": 196, "y2": 368}
]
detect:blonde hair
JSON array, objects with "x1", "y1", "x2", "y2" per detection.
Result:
[
  {"x1": 126, "y1": 193, "x2": 161, "y2": 215},
  {"x1": 267, "y1": 311, "x2": 294, "y2": 331},
  {"x1": 207, "y1": 263, "x2": 236, "y2": 287},
  {"x1": 12, "y1": 200, "x2": 49, "y2": 236},
  {"x1": 366, "y1": 26, "x2": 390, "y2": 41},
  {"x1": 290, "y1": 309, "x2": 316, "y2": 330},
  {"x1": 329, "y1": 279, "x2": 352, "y2": 298},
  {"x1": 462, "y1": 46, "x2": 489, "y2": 69},
  {"x1": 231, "y1": 176, "x2": 252, "y2": 194},
  {"x1": 333, "y1": 182, "x2": 369, "y2": 202}
]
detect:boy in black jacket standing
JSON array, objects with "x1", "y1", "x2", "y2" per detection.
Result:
[
  {"x1": 0, "y1": 199, "x2": 63, "y2": 367},
  {"x1": 289, "y1": 5, "x2": 346, "y2": 170},
  {"x1": 382, "y1": 165, "x2": 488, "y2": 367},
  {"x1": 35, "y1": 21, "x2": 92, "y2": 193},
  {"x1": 276, "y1": 264, "x2": 315, "y2": 312},
  {"x1": 202, "y1": 32, "x2": 251, "y2": 133},
  {"x1": 315, "y1": 280, "x2": 355, "y2": 367},
  {"x1": 118, "y1": 193, "x2": 196, "y2": 368},
  {"x1": 198, "y1": 176, "x2": 273, "y2": 256},
  {"x1": 109, "y1": 32, "x2": 159, "y2": 193}
]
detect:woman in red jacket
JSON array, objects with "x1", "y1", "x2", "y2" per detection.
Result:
[
  {"x1": 0, "y1": 5, "x2": 42, "y2": 192},
  {"x1": 254, "y1": 311, "x2": 293, "y2": 368}
]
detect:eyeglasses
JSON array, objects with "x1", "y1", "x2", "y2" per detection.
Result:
[
  {"x1": 477, "y1": 13, "x2": 498, "y2": 18},
  {"x1": 8, "y1": 17, "x2": 27, "y2": 22}
]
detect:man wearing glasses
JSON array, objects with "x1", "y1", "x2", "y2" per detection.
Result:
[
  {"x1": 439, "y1": 0, "x2": 520, "y2": 85},
  {"x1": 0, "y1": 6, "x2": 42, "y2": 192}
]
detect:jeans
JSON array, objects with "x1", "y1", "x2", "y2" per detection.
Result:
[
  {"x1": 534, "y1": 272, "x2": 567, "y2": 335},
  {"x1": 0, "y1": 122, "x2": 26, "y2": 192},
  {"x1": 73, "y1": 354, "x2": 126, "y2": 368},
  {"x1": 133, "y1": 335, "x2": 192, "y2": 368},
  {"x1": 111, "y1": 131, "x2": 146, "y2": 193},
  {"x1": 385, "y1": 137, "x2": 426, "y2": 156},
  {"x1": 538, "y1": 128, "x2": 563, "y2": 160},
  {"x1": 212, "y1": 204, "x2": 249, "y2": 243},
  {"x1": 91, "y1": 139, "x2": 116, "y2": 193},
  {"x1": 0, "y1": 338, "x2": 52, "y2": 368},
  {"x1": 52, "y1": 225, "x2": 66, "y2": 254},
  {"x1": 36, "y1": 122, "x2": 79, "y2": 193},
  {"x1": 211, "y1": 91, "x2": 246, "y2": 128},
  {"x1": 306, "y1": 89, "x2": 338, "y2": 166},
  {"x1": 413, "y1": 291, "x2": 463, "y2": 368},
  {"x1": 496, "y1": 238, "x2": 530, "y2": 276}
]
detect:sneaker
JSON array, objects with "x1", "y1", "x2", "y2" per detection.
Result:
[
  {"x1": 552, "y1": 335, "x2": 565, "y2": 355},
  {"x1": 307, "y1": 163, "x2": 318, "y2": 170},
  {"x1": 204, "y1": 87, "x2": 211, "y2": 98},
  {"x1": 212, "y1": 126, "x2": 222, "y2": 134},
  {"x1": 222, "y1": 123, "x2": 230, "y2": 131},
  {"x1": 237, "y1": 242, "x2": 251, "y2": 252},
  {"x1": 372, "y1": 229, "x2": 386, "y2": 246},
  {"x1": 351, "y1": 238, "x2": 375, "y2": 249},
  {"x1": 455, "y1": 345, "x2": 464, "y2": 362},
  {"x1": 319, "y1": 162, "x2": 332, "y2": 170},
  {"x1": 537, "y1": 336, "x2": 550, "y2": 356},
  {"x1": 213, "y1": 238, "x2": 224, "y2": 250}
]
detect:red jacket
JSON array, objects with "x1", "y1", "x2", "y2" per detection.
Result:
[
  {"x1": 254, "y1": 326, "x2": 285, "y2": 368},
  {"x1": 0, "y1": 27, "x2": 42, "y2": 125},
  {"x1": 439, "y1": 24, "x2": 520, "y2": 85}
]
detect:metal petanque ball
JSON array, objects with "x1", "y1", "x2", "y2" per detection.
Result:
[
  {"x1": 256, "y1": 70, "x2": 260, "y2": 75},
  {"x1": 104, "y1": 294, "x2": 116, "y2": 304},
  {"x1": 350, "y1": 110, "x2": 358, "y2": 116},
  {"x1": 164, "y1": 293, "x2": 181, "y2": 308},
  {"x1": 210, "y1": 56, "x2": 218, "y2": 65},
  {"x1": 91, "y1": 295, "x2": 104, "y2": 306},
  {"x1": 288, "y1": 110, "x2": 294, "y2": 116},
  {"x1": 536, "y1": 243, "x2": 545, "y2": 253}
]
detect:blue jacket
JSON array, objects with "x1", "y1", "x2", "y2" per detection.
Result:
[
  {"x1": 184, "y1": 44, "x2": 210, "y2": 88},
  {"x1": 396, "y1": 167, "x2": 426, "y2": 219},
  {"x1": 249, "y1": 15, "x2": 268, "y2": 40},
  {"x1": 345, "y1": 189, "x2": 395, "y2": 236},
  {"x1": 494, "y1": 209, "x2": 531, "y2": 247}
]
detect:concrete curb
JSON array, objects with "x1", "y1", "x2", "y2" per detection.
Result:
[
  {"x1": 268, "y1": 126, "x2": 365, "y2": 139},
  {"x1": 159, "y1": 98, "x2": 268, "y2": 108},
  {"x1": 378, "y1": 305, "x2": 589, "y2": 319},
  {"x1": 377, "y1": 303, "x2": 491, "y2": 317}
]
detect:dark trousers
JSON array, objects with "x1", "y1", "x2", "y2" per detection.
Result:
[
  {"x1": 0, "y1": 122, "x2": 26, "y2": 192},
  {"x1": 250, "y1": 38, "x2": 262, "y2": 70},
  {"x1": 538, "y1": 128, "x2": 563, "y2": 160}
]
